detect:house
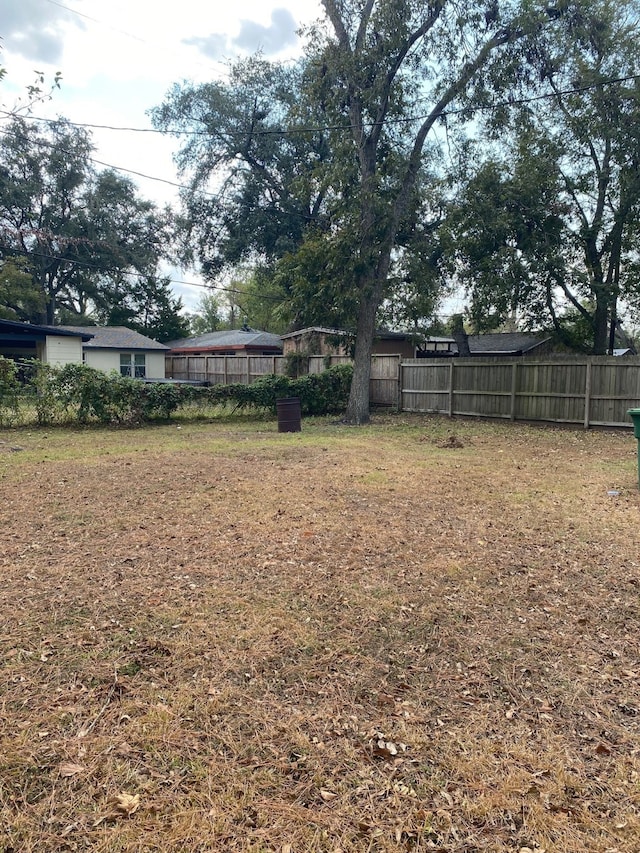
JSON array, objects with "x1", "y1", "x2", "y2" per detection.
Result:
[
  {"x1": 466, "y1": 332, "x2": 553, "y2": 356},
  {"x1": 0, "y1": 318, "x2": 91, "y2": 365},
  {"x1": 418, "y1": 332, "x2": 554, "y2": 357},
  {"x1": 281, "y1": 326, "x2": 419, "y2": 359},
  {"x1": 281, "y1": 327, "x2": 555, "y2": 359},
  {"x1": 167, "y1": 327, "x2": 283, "y2": 356},
  {"x1": 57, "y1": 326, "x2": 169, "y2": 379}
]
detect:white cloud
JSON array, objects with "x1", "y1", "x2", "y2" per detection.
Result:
[
  {"x1": 183, "y1": 7, "x2": 302, "y2": 62},
  {"x1": 0, "y1": 0, "x2": 82, "y2": 64}
]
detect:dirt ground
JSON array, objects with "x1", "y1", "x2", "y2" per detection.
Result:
[{"x1": 1, "y1": 415, "x2": 639, "y2": 852}]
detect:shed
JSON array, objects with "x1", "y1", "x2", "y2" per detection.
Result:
[{"x1": 281, "y1": 326, "x2": 419, "y2": 359}]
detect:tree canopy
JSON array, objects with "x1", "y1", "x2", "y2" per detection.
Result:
[
  {"x1": 0, "y1": 116, "x2": 181, "y2": 334},
  {"x1": 447, "y1": 0, "x2": 640, "y2": 353},
  {"x1": 156, "y1": 0, "x2": 601, "y2": 422}
]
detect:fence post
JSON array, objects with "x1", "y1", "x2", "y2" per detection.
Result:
[
  {"x1": 223, "y1": 356, "x2": 228, "y2": 385},
  {"x1": 397, "y1": 357, "x2": 402, "y2": 411},
  {"x1": 584, "y1": 359, "x2": 592, "y2": 429},
  {"x1": 448, "y1": 361, "x2": 455, "y2": 417},
  {"x1": 510, "y1": 361, "x2": 518, "y2": 421},
  {"x1": 245, "y1": 357, "x2": 250, "y2": 385}
]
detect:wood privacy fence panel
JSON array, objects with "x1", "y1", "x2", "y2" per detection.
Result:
[
  {"x1": 166, "y1": 353, "x2": 397, "y2": 406},
  {"x1": 307, "y1": 355, "x2": 352, "y2": 374},
  {"x1": 165, "y1": 355, "x2": 285, "y2": 385},
  {"x1": 167, "y1": 353, "x2": 640, "y2": 425},
  {"x1": 401, "y1": 357, "x2": 640, "y2": 427},
  {"x1": 370, "y1": 355, "x2": 402, "y2": 407}
]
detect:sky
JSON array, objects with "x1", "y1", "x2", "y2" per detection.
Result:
[{"x1": 0, "y1": 0, "x2": 324, "y2": 311}]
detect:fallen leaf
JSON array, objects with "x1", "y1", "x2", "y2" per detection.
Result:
[
  {"x1": 373, "y1": 739, "x2": 399, "y2": 759},
  {"x1": 112, "y1": 792, "x2": 140, "y2": 816},
  {"x1": 59, "y1": 762, "x2": 85, "y2": 777},
  {"x1": 320, "y1": 789, "x2": 337, "y2": 802},
  {"x1": 595, "y1": 742, "x2": 612, "y2": 756}
]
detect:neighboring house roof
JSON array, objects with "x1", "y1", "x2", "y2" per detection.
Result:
[
  {"x1": 167, "y1": 328, "x2": 283, "y2": 352},
  {"x1": 281, "y1": 326, "x2": 419, "y2": 342},
  {"x1": 423, "y1": 336, "x2": 456, "y2": 344},
  {"x1": 280, "y1": 326, "x2": 349, "y2": 340},
  {"x1": 466, "y1": 333, "x2": 551, "y2": 355},
  {"x1": 57, "y1": 326, "x2": 169, "y2": 350},
  {"x1": 0, "y1": 318, "x2": 93, "y2": 341}
]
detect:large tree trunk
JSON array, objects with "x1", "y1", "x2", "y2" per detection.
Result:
[
  {"x1": 592, "y1": 289, "x2": 609, "y2": 355},
  {"x1": 345, "y1": 288, "x2": 379, "y2": 424}
]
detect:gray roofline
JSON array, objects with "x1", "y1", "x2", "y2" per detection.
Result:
[{"x1": 0, "y1": 319, "x2": 94, "y2": 341}]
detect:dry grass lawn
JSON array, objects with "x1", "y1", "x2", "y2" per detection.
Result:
[{"x1": 1, "y1": 414, "x2": 639, "y2": 853}]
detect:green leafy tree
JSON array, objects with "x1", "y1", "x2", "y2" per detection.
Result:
[
  {"x1": 151, "y1": 58, "x2": 332, "y2": 275},
  {"x1": 155, "y1": 1, "x2": 577, "y2": 422},
  {"x1": 0, "y1": 257, "x2": 46, "y2": 321},
  {"x1": 443, "y1": 144, "x2": 568, "y2": 335},
  {"x1": 0, "y1": 116, "x2": 173, "y2": 326},
  {"x1": 187, "y1": 292, "x2": 223, "y2": 336},
  {"x1": 97, "y1": 275, "x2": 190, "y2": 343},
  {"x1": 450, "y1": 0, "x2": 640, "y2": 353}
]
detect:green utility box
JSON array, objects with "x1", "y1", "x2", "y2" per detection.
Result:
[{"x1": 627, "y1": 408, "x2": 640, "y2": 488}]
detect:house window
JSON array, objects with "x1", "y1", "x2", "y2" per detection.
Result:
[{"x1": 120, "y1": 353, "x2": 146, "y2": 378}]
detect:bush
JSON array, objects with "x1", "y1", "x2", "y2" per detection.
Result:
[
  {"x1": 8, "y1": 361, "x2": 353, "y2": 426},
  {"x1": 0, "y1": 357, "x2": 21, "y2": 426}
]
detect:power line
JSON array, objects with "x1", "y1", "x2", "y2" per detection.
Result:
[
  {"x1": 2, "y1": 73, "x2": 639, "y2": 139},
  {"x1": 44, "y1": 0, "x2": 143, "y2": 38},
  {"x1": 0, "y1": 124, "x2": 323, "y2": 222},
  {"x1": 0, "y1": 125, "x2": 218, "y2": 197},
  {"x1": 4, "y1": 244, "x2": 284, "y2": 302},
  {"x1": 43, "y1": 0, "x2": 230, "y2": 67}
]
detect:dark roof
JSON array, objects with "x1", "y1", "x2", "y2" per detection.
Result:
[
  {"x1": 0, "y1": 319, "x2": 93, "y2": 341},
  {"x1": 57, "y1": 326, "x2": 169, "y2": 350},
  {"x1": 167, "y1": 328, "x2": 283, "y2": 351},
  {"x1": 467, "y1": 333, "x2": 550, "y2": 354}
]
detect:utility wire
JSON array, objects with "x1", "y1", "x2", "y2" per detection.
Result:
[
  {"x1": 4, "y1": 244, "x2": 285, "y2": 301},
  {"x1": 2, "y1": 72, "x2": 639, "y2": 139},
  {"x1": 0, "y1": 125, "x2": 221, "y2": 198},
  {"x1": 43, "y1": 0, "x2": 231, "y2": 72}
]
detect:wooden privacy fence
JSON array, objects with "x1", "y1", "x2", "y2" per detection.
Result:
[
  {"x1": 166, "y1": 352, "x2": 640, "y2": 427},
  {"x1": 165, "y1": 353, "x2": 400, "y2": 407},
  {"x1": 166, "y1": 355, "x2": 285, "y2": 385},
  {"x1": 401, "y1": 357, "x2": 640, "y2": 428}
]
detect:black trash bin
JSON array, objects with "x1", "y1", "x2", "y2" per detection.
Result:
[{"x1": 276, "y1": 397, "x2": 301, "y2": 433}]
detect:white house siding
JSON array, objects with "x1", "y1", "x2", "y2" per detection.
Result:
[
  {"x1": 83, "y1": 350, "x2": 119, "y2": 374},
  {"x1": 145, "y1": 352, "x2": 166, "y2": 379},
  {"x1": 44, "y1": 335, "x2": 83, "y2": 366},
  {"x1": 84, "y1": 350, "x2": 166, "y2": 379}
]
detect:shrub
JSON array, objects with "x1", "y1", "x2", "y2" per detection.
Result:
[
  {"x1": 0, "y1": 356, "x2": 22, "y2": 426},
  {"x1": 3, "y1": 361, "x2": 353, "y2": 426}
]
